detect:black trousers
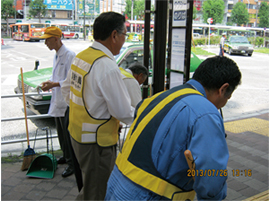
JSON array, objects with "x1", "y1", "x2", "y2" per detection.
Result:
[
  {"x1": 55, "y1": 116, "x2": 73, "y2": 168},
  {"x1": 64, "y1": 107, "x2": 83, "y2": 192}
]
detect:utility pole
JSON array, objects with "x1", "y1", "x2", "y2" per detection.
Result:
[
  {"x1": 131, "y1": 0, "x2": 134, "y2": 33},
  {"x1": 84, "y1": 0, "x2": 86, "y2": 40},
  {"x1": 14, "y1": 0, "x2": 17, "y2": 21},
  {"x1": 24, "y1": 0, "x2": 26, "y2": 21}
]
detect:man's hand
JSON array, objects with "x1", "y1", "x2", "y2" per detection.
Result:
[{"x1": 41, "y1": 80, "x2": 59, "y2": 91}]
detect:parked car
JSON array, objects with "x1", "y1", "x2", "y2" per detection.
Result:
[
  {"x1": 14, "y1": 42, "x2": 202, "y2": 115},
  {"x1": 224, "y1": 36, "x2": 253, "y2": 56}
]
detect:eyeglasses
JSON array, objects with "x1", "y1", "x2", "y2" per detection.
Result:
[{"x1": 119, "y1": 32, "x2": 128, "y2": 36}]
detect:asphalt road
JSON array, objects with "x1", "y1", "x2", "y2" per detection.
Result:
[{"x1": 1, "y1": 39, "x2": 269, "y2": 155}]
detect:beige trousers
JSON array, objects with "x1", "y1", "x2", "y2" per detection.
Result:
[{"x1": 71, "y1": 138, "x2": 116, "y2": 200}]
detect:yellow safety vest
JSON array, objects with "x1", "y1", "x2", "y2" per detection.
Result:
[
  {"x1": 116, "y1": 84, "x2": 203, "y2": 200},
  {"x1": 119, "y1": 67, "x2": 135, "y2": 80},
  {"x1": 68, "y1": 47, "x2": 119, "y2": 147}
]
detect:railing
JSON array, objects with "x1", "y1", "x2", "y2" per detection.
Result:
[
  {"x1": 1, "y1": 92, "x2": 54, "y2": 145},
  {"x1": 1, "y1": 92, "x2": 131, "y2": 147}
]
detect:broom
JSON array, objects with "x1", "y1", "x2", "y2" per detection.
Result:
[{"x1": 21, "y1": 67, "x2": 36, "y2": 171}]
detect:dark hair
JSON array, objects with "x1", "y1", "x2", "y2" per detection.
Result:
[
  {"x1": 192, "y1": 56, "x2": 241, "y2": 96},
  {"x1": 93, "y1": 12, "x2": 125, "y2": 41},
  {"x1": 128, "y1": 63, "x2": 148, "y2": 78}
]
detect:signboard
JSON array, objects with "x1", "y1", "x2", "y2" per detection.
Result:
[
  {"x1": 207, "y1": 18, "x2": 213, "y2": 24},
  {"x1": 77, "y1": 0, "x2": 100, "y2": 17},
  {"x1": 170, "y1": 28, "x2": 186, "y2": 72},
  {"x1": 172, "y1": 0, "x2": 187, "y2": 27},
  {"x1": 43, "y1": 0, "x2": 74, "y2": 10}
]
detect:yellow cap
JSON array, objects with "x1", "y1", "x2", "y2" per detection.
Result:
[{"x1": 39, "y1": 27, "x2": 62, "y2": 39}]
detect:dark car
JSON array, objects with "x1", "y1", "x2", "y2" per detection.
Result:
[
  {"x1": 224, "y1": 36, "x2": 254, "y2": 56},
  {"x1": 14, "y1": 42, "x2": 203, "y2": 115}
]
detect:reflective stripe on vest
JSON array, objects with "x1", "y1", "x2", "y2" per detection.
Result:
[
  {"x1": 68, "y1": 47, "x2": 119, "y2": 146},
  {"x1": 116, "y1": 84, "x2": 203, "y2": 200},
  {"x1": 119, "y1": 67, "x2": 135, "y2": 80}
]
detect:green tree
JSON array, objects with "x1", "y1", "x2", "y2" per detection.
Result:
[
  {"x1": 125, "y1": 0, "x2": 145, "y2": 20},
  {"x1": 1, "y1": 0, "x2": 15, "y2": 36},
  {"x1": 29, "y1": 0, "x2": 47, "y2": 23},
  {"x1": 202, "y1": 0, "x2": 225, "y2": 24},
  {"x1": 193, "y1": 5, "x2": 198, "y2": 20},
  {"x1": 258, "y1": 2, "x2": 269, "y2": 28},
  {"x1": 231, "y1": 2, "x2": 249, "y2": 26}
]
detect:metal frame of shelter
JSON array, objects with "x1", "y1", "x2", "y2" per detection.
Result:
[{"x1": 142, "y1": 0, "x2": 194, "y2": 98}]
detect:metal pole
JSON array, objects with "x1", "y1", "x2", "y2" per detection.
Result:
[
  {"x1": 142, "y1": 0, "x2": 151, "y2": 98},
  {"x1": 153, "y1": 0, "x2": 168, "y2": 94},
  {"x1": 24, "y1": 0, "x2": 26, "y2": 21},
  {"x1": 208, "y1": 22, "x2": 210, "y2": 48},
  {"x1": 184, "y1": 0, "x2": 194, "y2": 83},
  {"x1": 131, "y1": 0, "x2": 134, "y2": 33},
  {"x1": 83, "y1": 0, "x2": 86, "y2": 40},
  {"x1": 14, "y1": 0, "x2": 17, "y2": 21},
  {"x1": 246, "y1": 0, "x2": 250, "y2": 27}
]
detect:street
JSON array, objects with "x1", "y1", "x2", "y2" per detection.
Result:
[{"x1": 1, "y1": 39, "x2": 269, "y2": 155}]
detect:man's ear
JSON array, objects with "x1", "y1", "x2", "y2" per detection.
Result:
[
  {"x1": 218, "y1": 83, "x2": 229, "y2": 96},
  {"x1": 111, "y1": 30, "x2": 118, "y2": 43}
]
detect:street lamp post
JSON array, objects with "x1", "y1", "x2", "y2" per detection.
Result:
[
  {"x1": 131, "y1": 0, "x2": 134, "y2": 33},
  {"x1": 246, "y1": 0, "x2": 250, "y2": 27}
]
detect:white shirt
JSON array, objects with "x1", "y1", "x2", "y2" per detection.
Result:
[
  {"x1": 220, "y1": 36, "x2": 225, "y2": 47},
  {"x1": 61, "y1": 41, "x2": 135, "y2": 125},
  {"x1": 121, "y1": 69, "x2": 142, "y2": 108},
  {"x1": 48, "y1": 44, "x2": 76, "y2": 117}
]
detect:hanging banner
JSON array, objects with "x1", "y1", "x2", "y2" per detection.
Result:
[
  {"x1": 172, "y1": 0, "x2": 187, "y2": 27},
  {"x1": 77, "y1": 0, "x2": 100, "y2": 17},
  {"x1": 43, "y1": 0, "x2": 74, "y2": 10}
]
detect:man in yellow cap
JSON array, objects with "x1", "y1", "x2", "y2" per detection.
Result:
[{"x1": 39, "y1": 26, "x2": 76, "y2": 178}]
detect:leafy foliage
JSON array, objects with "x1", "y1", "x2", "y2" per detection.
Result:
[
  {"x1": 29, "y1": 0, "x2": 47, "y2": 23},
  {"x1": 193, "y1": 5, "x2": 197, "y2": 20},
  {"x1": 258, "y1": 2, "x2": 269, "y2": 28},
  {"x1": 125, "y1": 0, "x2": 145, "y2": 20},
  {"x1": 231, "y1": 2, "x2": 249, "y2": 26},
  {"x1": 1, "y1": 0, "x2": 15, "y2": 21},
  {"x1": 202, "y1": 0, "x2": 225, "y2": 24}
]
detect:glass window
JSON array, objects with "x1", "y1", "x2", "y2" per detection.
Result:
[
  {"x1": 21, "y1": 25, "x2": 29, "y2": 32},
  {"x1": 13, "y1": 25, "x2": 18, "y2": 32},
  {"x1": 31, "y1": 24, "x2": 45, "y2": 28},
  {"x1": 119, "y1": 49, "x2": 144, "y2": 69}
]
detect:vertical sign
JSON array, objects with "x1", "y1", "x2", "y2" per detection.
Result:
[
  {"x1": 171, "y1": 29, "x2": 186, "y2": 72},
  {"x1": 172, "y1": 0, "x2": 187, "y2": 27},
  {"x1": 169, "y1": 0, "x2": 188, "y2": 88},
  {"x1": 77, "y1": 0, "x2": 99, "y2": 17}
]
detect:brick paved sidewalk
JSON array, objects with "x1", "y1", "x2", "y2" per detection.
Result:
[{"x1": 1, "y1": 113, "x2": 269, "y2": 201}]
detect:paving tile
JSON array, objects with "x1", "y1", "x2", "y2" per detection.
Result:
[
  {"x1": 253, "y1": 165, "x2": 269, "y2": 174},
  {"x1": 35, "y1": 182, "x2": 55, "y2": 191},
  {"x1": 238, "y1": 187, "x2": 260, "y2": 198},
  {"x1": 224, "y1": 187, "x2": 242, "y2": 200},
  {"x1": 1, "y1": 113, "x2": 268, "y2": 201},
  {"x1": 243, "y1": 179, "x2": 269, "y2": 191},
  {"x1": 46, "y1": 188, "x2": 68, "y2": 199},
  {"x1": 25, "y1": 190, "x2": 46, "y2": 200},
  {"x1": 1, "y1": 185, "x2": 12, "y2": 195},
  {"x1": 13, "y1": 184, "x2": 36, "y2": 193},
  {"x1": 227, "y1": 180, "x2": 249, "y2": 191},
  {"x1": 2, "y1": 191, "x2": 24, "y2": 201}
]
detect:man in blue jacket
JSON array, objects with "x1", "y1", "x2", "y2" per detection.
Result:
[{"x1": 105, "y1": 56, "x2": 242, "y2": 201}]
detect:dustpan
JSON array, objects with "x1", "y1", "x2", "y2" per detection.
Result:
[{"x1": 27, "y1": 127, "x2": 57, "y2": 179}]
